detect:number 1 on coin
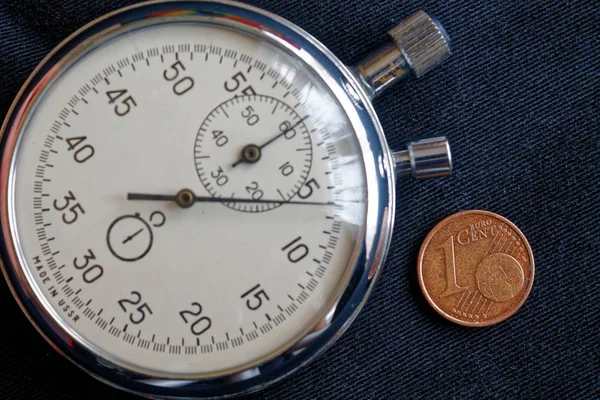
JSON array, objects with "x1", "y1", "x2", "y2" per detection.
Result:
[{"x1": 439, "y1": 235, "x2": 467, "y2": 297}]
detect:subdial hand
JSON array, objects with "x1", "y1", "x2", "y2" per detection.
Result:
[
  {"x1": 231, "y1": 115, "x2": 309, "y2": 168},
  {"x1": 127, "y1": 189, "x2": 335, "y2": 209}
]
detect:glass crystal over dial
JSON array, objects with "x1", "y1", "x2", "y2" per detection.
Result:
[{"x1": 6, "y1": 21, "x2": 368, "y2": 377}]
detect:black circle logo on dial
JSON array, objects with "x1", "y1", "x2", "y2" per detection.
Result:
[
  {"x1": 107, "y1": 213, "x2": 153, "y2": 262},
  {"x1": 194, "y1": 94, "x2": 313, "y2": 213}
]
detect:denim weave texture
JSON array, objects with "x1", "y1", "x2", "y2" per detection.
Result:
[{"x1": 0, "y1": 0, "x2": 598, "y2": 399}]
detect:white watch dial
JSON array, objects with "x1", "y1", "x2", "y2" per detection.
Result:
[{"x1": 9, "y1": 21, "x2": 367, "y2": 377}]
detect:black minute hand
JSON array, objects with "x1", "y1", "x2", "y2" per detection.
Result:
[
  {"x1": 231, "y1": 115, "x2": 309, "y2": 168},
  {"x1": 127, "y1": 189, "x2": 335, "y2": 209},
  {"x1": 258, "y1": 115, "x2": 309, "y2": 150}
]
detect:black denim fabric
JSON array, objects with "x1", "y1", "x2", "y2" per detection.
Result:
[{"x1": 0, "y1": 0, "x2": 598, "y2": 399}]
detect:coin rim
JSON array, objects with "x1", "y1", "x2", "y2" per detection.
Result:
[{"x1": 417, "y1": 210, "x2": 535, "y2": 327}]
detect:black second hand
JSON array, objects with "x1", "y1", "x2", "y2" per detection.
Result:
[{"x1": 126, "y1": 192, "x2": 337, "y2": 206}]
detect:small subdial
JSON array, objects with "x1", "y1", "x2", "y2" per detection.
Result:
[{"x1": 194, "y1": 94, "x2": 313, "y2": 212}]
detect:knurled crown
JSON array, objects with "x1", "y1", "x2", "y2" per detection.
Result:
[{"x1": 388, "y1": 11, "x2": 452, "y2": 78}]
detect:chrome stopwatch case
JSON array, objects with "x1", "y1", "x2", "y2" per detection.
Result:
[{"x1": 0, "y1": 1, "x2": 452, "y2": 398}]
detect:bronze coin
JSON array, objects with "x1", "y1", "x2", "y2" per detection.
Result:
[{"x1": 418, "y1": 210, "x2": 534, "y2": 327}]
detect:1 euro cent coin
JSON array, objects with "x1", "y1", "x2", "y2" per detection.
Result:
[{"x1": 418, "y1": 210, "x2": 534, "y2": 327}]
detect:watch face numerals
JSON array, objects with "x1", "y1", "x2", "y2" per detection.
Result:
[{"x1": 5, "y1": 21, "x2": 368, "y2": 377}]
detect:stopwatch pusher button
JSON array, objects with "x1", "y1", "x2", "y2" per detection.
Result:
[
  {"x1": 394, "y1": 136, "x2": 452, "y2": 179},
  {"x1": 353, "y1": 10, "x2": 452, "y2": 97},
  {"x1": 388, "y1": 10, "x2": 452, "y2": 79}
]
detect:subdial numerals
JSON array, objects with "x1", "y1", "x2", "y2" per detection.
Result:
[{"x1": 194, "y1": 95, "x2": 313, "y2": 212}]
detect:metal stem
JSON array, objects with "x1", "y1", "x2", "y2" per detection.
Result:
[{"x1": 352, "y1": 10, "x2": 452, "y2": 98}]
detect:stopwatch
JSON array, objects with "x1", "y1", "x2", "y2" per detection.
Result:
[{"x1": 0, "y1": 1, "x2": 453, "y2": 398}]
